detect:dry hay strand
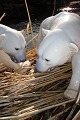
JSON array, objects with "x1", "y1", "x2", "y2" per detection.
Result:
[
  {"x1": 0, "y1": 13, "x2": 6, "y2": 21},
  {"x1": 24, "y1": 0, "x2": 35, "y2": 47},
  {"x1": 0, "y1": 48, "x2": 76, "y2": 120}
]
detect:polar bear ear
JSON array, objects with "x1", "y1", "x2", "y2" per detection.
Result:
[
  {"x1": 0, "y1": 34, "x2": 6, "y2": 48},
  {"x1": 20, "y1": 30, "x2": 25, "y2": 35},
  {"x1": 41, "y1": 28, "x2": 50, "y2": 37},
  {"x1": 0, "y1": 34, "x2": 6, "y2": 41},
  {"x1": 70, "y1": 42, "x2": 78, "y2": 54}
]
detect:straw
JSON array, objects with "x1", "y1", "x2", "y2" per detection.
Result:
[
  {"x1": 0, "y1": 13, "x2": 6, "y2": 21},
  {"x1": 24, "y1": 0, "x2": 35, "y2": 47}
]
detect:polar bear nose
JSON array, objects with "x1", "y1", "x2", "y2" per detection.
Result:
[
  {"x1": 14, "y1": 49, "x2": 26, "y2": 63},
  {"x1": 20, "y1": 58, "x2": 26, "y2": 62},
  {"x1": 36, "y1": 58, "x2": 49, "y2": 72}
]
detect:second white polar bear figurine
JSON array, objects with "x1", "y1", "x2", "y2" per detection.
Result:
[
  {"x1": 36, "y1": 12, "x2": 80, "y2": 99},
  {"x1": 0, "y1": 24, "x2": 26, "y2": 70}
]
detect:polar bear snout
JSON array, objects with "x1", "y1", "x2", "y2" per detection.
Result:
[
  {"x1": 36, "y1": 59, "x2": 55, "y2": 72},
  {"x1": 13, "y1": 49, "x2": 26, "y2": 63},
  {"x1": 36, "y1": 58, "x2": 52, "y2": 72},
  {"x1": 36, "y1": 58, "x2": 46, "y2": 72}
]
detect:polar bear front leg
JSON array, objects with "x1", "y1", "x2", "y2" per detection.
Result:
[
  {"x1": 64, "y1": 51, "x2": 80, "y2": 99},
  {"x1": 0, "y1": 50, "x2": 21, "y2": 70}
]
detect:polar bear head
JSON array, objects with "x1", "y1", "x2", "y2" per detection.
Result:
[
  {"x1": 36, "y1": 29, "x2": 78, "y2": 72},
  {"x1": 0, "y1": 25, "x2": 26, "y2": 63}
]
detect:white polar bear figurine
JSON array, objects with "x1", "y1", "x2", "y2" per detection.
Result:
[
  {"x1": 36, "y1": 12, "x2": 80, "y2": 99},
  {"x1": 0, "y1": 24, "x2": 26, "y2": 70}
]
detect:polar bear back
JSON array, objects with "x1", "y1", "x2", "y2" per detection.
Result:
[
  {"x1": 50, "y1": 12, "x2": 80, "y2": 46},
  {"x1": 38, "y1": 12, "x2": 80, "y2": 49}
]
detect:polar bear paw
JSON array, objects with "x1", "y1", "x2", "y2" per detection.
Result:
[
  {"x1": 64, "y1": 89, "x2": 78, "y2": 99},
  {"x1": 14, "y1": 60, "x2": 31, "y2": 74}
]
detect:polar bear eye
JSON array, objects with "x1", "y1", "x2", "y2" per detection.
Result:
[
  {"x1": 15, "y1": 48, "x2": 19, "y2": 50},
  {"x1": 25, "y1": 45, "x2": 27, "y2": 49},
  {"x1": 45, "y1": 59, "x2": 50, "y2": 62}
]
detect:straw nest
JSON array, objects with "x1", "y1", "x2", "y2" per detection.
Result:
[
  {"x1": 0, "y1": 45, "x2": 78, "y2": 120},
  {"x1": 0, "y1": 3, "x2": 80, "y2": 118}
]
